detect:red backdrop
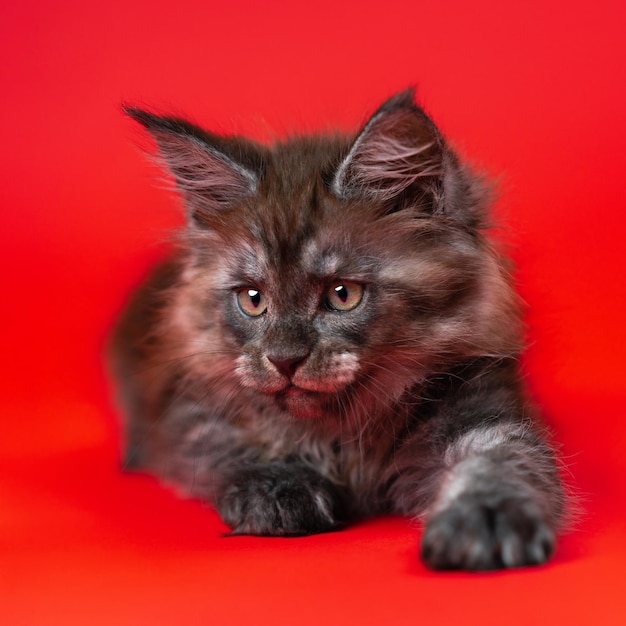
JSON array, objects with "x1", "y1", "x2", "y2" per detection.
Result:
[{"x1": 2, "y1": 1, "x2": 626, "y2": 624}]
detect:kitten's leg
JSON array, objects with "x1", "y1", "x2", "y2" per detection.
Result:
[
  {"x1": 389, "y1": 360, "x2": 565, "y2": 570},
  {"x1": 144, "y1": 400, "x2": 347, "y2": 537},
  {"x1": 216, "y1": 462, "x2": 346, "y2": 536},
  {"x1": 420, "y1": 419, "x2": 563, "y2": 570}
]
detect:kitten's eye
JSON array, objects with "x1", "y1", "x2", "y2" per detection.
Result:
[
  {"x1": 325, "y1": 282, "x2": 364, "y2": 312},
  {"x1": 236, "y1": 288, "x2": 267, "y2": 317}
]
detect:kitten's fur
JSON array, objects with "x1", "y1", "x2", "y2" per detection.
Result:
[{"x1": 111, "y1": 90, "x2": 565, "y2": 570}]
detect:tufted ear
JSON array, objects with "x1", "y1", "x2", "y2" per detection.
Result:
[
  {"x1": 124, "y1": 106, "x2": 261, "y2": 227},
  {"x1": 332, "y1": 89, "x2": 444, "y2": 204}
]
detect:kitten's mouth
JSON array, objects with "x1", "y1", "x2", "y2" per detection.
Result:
[
  {"x1": 284, "y1": 384, "x2": 308, "y2": 397},
  {"x1": 277, "y1": 384, "x2": 331, "y2": 419}
]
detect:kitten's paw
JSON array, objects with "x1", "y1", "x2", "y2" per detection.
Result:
[
  {"x1": 421, "y1": 494, "x2": 555, "y2": 571},
  {"x1": 217, "y1": 464, "x2": 344, "y2": 537}
]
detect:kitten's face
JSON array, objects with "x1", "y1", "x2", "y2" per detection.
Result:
[
  {"x1": 219, "y1": 230, "x2": 394, "y2": 419},
  {"x1": 194, "y1": 194, "x2": 487, "y2": 420},
  {"x1": 128, "y1": 90, "x2": 521, "y2": 420}
]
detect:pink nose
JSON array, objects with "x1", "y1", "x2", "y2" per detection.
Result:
[{"x1": 267, "y1": 354, "x2": 309, "y2": 378}]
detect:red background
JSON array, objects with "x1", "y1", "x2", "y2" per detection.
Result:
[{"x1": 2, "y1": 1, "x2": 626, "y2": 624}]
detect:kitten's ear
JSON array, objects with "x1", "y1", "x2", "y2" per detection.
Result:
[
  {"x1": 332, "y1": 89, "x2": 443, "y2": 203},
  {"x1": 124, "y1": 106, "x2": 261, "y2": 226}
]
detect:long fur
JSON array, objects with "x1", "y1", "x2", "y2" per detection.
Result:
[{"x1": 110, "y1": 89, "x2": 566, "y2": 570}]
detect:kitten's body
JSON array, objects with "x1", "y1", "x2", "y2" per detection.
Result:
[{"x1": 111, "y1": 90, "x2": 565, "y2": 570}]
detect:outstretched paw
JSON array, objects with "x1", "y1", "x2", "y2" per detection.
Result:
[
  {"x1": 421, "y1": 494, "x2": 556, "y2": 571},
  {"x1": 217, "y1": 464, "x2": 344, "y2": 537}
]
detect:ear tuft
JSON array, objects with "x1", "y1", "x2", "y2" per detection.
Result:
[
  {"x1": 124, "y1": 106, "x2": 260, "y2": 225},
  {"x1": 332, "y1": 89, "x2": 443, "y2": 203}
]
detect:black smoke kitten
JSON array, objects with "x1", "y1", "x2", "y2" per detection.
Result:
[{"x1": 111, "y1": 89, "x2": 566, "y2": 570}]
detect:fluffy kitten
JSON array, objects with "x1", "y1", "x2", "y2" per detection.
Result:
[{"x1": 111, "y1": 89, "x2": 565, "y2": 570}]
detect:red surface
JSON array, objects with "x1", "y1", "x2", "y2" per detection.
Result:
[{"x1": 2, "y1": 1, "x2": 626, "y2": 624}]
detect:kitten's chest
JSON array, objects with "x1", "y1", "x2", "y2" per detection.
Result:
[{"x1": 247, "y1": 408, "x2": 395, "y2": 509}]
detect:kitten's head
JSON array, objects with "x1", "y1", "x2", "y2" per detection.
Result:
[{"x1": 127, "y1": 90, "x2": 521, "y2": 420}]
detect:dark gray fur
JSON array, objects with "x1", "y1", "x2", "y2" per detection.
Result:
[{"x1": 111, "y1": 90, "x2": 566, "y2": 570}]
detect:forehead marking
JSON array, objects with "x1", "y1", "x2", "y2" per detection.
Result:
[{"x1": 301, "y1": 240, "x2": 342, "y2": 276}]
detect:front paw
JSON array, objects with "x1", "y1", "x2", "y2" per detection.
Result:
[
  {"x1": 217, "y1": 464, "x2": 344, "y2": 536},
  {"x1": 421, "y1": 493, "x2": 556, "y2": 571}
]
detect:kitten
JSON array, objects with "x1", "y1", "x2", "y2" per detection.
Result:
[{"x1": 110, "y1": 89, "x2": 565, "y2": 570}]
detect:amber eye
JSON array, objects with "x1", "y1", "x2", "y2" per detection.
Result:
[
  {"x1": 236, "y1": 288, "x2": 267, "y2": 317},
  {"x1": 325, "y1": 282, "x2": 364, "y2": 312}
]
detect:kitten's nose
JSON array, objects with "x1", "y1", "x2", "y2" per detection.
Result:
[{"x1": 267, "y1": 352, "x2": 309, "y2": 378}]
